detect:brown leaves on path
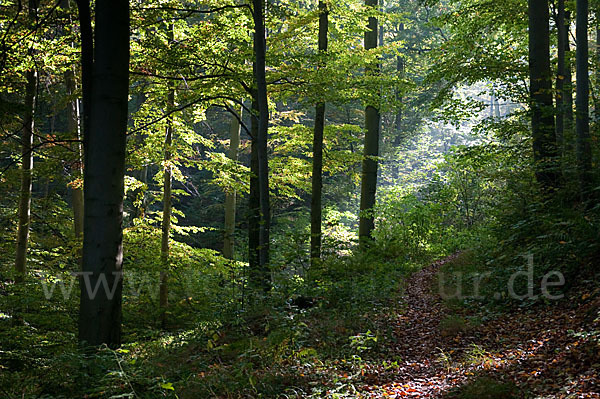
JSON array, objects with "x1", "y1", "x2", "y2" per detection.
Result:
[{"x1": 345, "y1": 254, "x2": 599, "y2": 398}]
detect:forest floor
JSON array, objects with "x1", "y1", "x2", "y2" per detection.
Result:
[
  {"x1": 3, "y1": 254, "x2": 600, "y2": 398},
  {"x1": 288, "y1": 254, "x2": 600, "y2": 398}
]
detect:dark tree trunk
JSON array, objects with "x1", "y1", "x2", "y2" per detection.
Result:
[
  {"x1": 528, "y1": 0, "x2": 559, "y2": 191},
  {"x1": 78, "y1": 0, "x2": 129, "y2": 348},
  {"x1": 15, "y1": 71, "x2": 36, "y2": 281},
  {"x1": 248, "y1": 98, "x2": 261, "y2": 281},
  {"x1": 576, "y1": 0, "x2": 593, "y2": 199},
  {"x1": 310, "y1": 1, "x2": 328, "y2": 267},
  {"x1": 14, "y1": 0, "x2": 38, "y2": 282},
  {"x1": 359, "y1": 0, "x2": 381, "y2": 245},
  {"x1": 556, "y1": 0, "x2": 566, "y2": 155},
  {"x1": 251, "y1": 0, "x2": 270, "y2": 290},
  {"x1": 595, "y1": 12, "x2": 600, "y2": 120}
]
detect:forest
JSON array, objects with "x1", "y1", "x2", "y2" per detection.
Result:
[{"x1": 1, "y1": 0, "x2": 600, "y2": 397}]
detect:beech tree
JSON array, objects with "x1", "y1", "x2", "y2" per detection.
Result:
[
  {"x1": 555, "y1": 0, "x2": 567, "y2": 156},
  {"x1": 223, "y1": 106, "x2": 242, "y2": 260},
  {"x1": 14, "y1": 0, "x2": 38, "y2": 282},
  {"x1": 77, "y1": 0, "x2": 129, "y2": 348},
  {"x1": 575, "y1": 0, "x2": 592, "y2": 199},
  {"x1": 310, "y1": 0, "x2": 328, "y2": 266},
  {"x1": 159, "y1": 24, "x2": 175, "y2": 328},
  {"x1": 528, "y1": 0, "x2": 559, "y2": 191},
  {"x1": 358, "y1": 0, "x2": 381, "y2": 244},
  {"x1": 249, "y1": 0, "x2": 270, "y2": 290}
]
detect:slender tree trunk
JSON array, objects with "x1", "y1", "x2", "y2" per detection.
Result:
[
  {"x1": 252, "y1": 0, "x2": 270, "y2": 290},
  {"x1": 494, "y1": 96, "x2": 501, "y2": 118},
  {"x1": 576, "y1": 0, "x2": 593, "y2": 199},
  {"x1": 65, "y1": 72, "x2": 84, "y2": 241},
  {"x1": 556, "y1": 0, "x2": 566, "y2": 155},
  {"x1": 248, "y1": 98, "x2": 260, "y2": 278},
  {"x1": 394, "y1": 57, "x2": 403, "y2": 134},
  {"x1": 15, "y1": 71, "x2": 36, "y2": 282},
  {"x1": 393, "y1": 24, "x2": 404, "y2": 148},
  {"x1": 62, "y1": 0, "x2": 83, "y2": 242},
  {"x1": 528, "y1": 0, "x2": 559, "y2": 191},
  {"x1": 78, "y1": 0, "x2": 129, "y2": 348},
  {"x1": 224, "y1": 105, "x2": 242, "y2": 260},
  {"x1": 594, "y1": 13, "x2": 600, "y2": 120},
  {"x1": 490, "y1": 87, "x2": 495, "y2": 120},
  {"x1": 310, "y1": 1, "x2": 328, "y2": 267},
  {"x1": 359, "y1": 0, "x2": 381, "y2": 245},
  {"x1": 159, "y1": 70, "x2": 175, "y2": 328},
  {"x1": 565, "y1": 11, "x2": 575, "y2": 149},
  {"x1": 15, "y1": 0, "x2": 38, "y2": 282}
]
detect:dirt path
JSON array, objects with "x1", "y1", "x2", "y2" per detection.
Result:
[
  {"x1": 352, "y1": 254, "x2": 600, "y2": 398},
  {"x1": 358, "y1": 254, "x2": 468, "y2": 397}
]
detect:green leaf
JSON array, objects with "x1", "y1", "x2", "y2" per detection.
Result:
[{"x1": 161, "y1": 382, "x2": 175, "y2": 391}]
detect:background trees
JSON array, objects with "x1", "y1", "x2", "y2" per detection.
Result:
[{"x1": 2, "y1": 0, "x2": 600, "y2": 396}]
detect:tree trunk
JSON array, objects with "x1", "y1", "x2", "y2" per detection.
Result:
[
  {"x1": 576, "y1": 0, "x2": 593, "y2": 199},
  {"x1": 494, "y1": 96, "x2": 501, "y2": 118},
  {"x1": 15, "y1": 0, "x2": 38, "y2": 282},
  {"x1": 65, "y1": 71, "x2": 84, "y2": 240},
  {"x1": 248, "y1": 98, "x2": 260, "y2": 278},
  {"x1": 565, "y1": 11, "x2": 575, "y2": 150},
  {"x1": 591, "y1": 12, "x2": 600, "y2": 122},
  {"x1": 528, "y1": 0, "x2": 559, "y2": 191},
  {"x1": 15, "y1": 71, "x2": 36, "y2": 282},
  {"x1": 394, "y1": 56, "x2": 404, "y2": 135},
  {"x1": 159, "y1": 63, "x2": 175, "y2": 328},
  {"x1": 61, "y1": 0, "x2": 84, "y2": 240},
  {"x1": 252, "y1": 0, "x2": 270, "y2": 290},
  {"x1": 490, "y1": 87, "x2": 495, "y2": 120},
  {"x1": 556, "y1": 0, "x2": 566, "y2": 156},
  {"x1": 595, "y1": 12, "x2": 600, "y2": 120},
  {"x1": 78, "y1": 0, "x2": 129, "y2": 348},
  {"x1": 310, "y1": 1, "x2": 328, "y2": 267},
  {"x1": 223, "y1": 104, "x2": 242, "y2": 260},
  {"x1": 393, "y1": 25, "x2": 404, "y2": 148},
  {"x1": 359, "y1": 0, "x2": 381, "y2": 245}
]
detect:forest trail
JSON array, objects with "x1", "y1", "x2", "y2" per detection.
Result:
[
  {"x1": 344, "y1": 254, "x2": 600, "y2": 398},
  {"x1": 357, "y1": 254, "x2": 469, "y2": 397}
]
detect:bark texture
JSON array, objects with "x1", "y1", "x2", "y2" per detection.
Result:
[
  {"x1": 528, "y1": 0, "x2": 559, "y2": 191},
  {"x1": 358, "y1": 0, "x2": 381, "y2": 245},
  {"x1": 78, "y1": 0, "x2": 129, "y2": 348},
  {"x1": 251, "y1": 0, "x2": 271, "y2": 290}
]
